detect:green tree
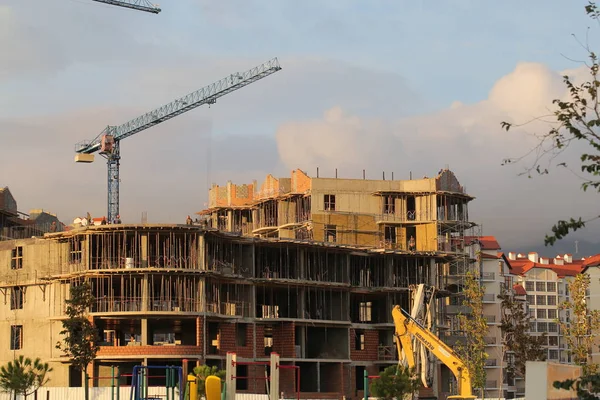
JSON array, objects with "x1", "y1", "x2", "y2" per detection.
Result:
[
  {"x1": 455, "y1": 271, "x2": 487, "y2": 397},
  {"x1": 558, "y1": 274, "x2": 600, "y2": 374},
  {"x1": 0, "y1": 355, "x2": 52, "y2": 400},
  {"x1": 193, "y1": 364, "x2": 225, "y2": 398},
  {"x1": 55, "y1": 281, "x2": 100, "y2": 398},
  {"x1": 501, "y1": 1, "x2": 600, "y2": 246},
  {"x1": 498, "y1": 285, "x2": 546, "y2": 380},
  {"x1": 369, "y1": 365, "x2": 420, "y2": 400}
]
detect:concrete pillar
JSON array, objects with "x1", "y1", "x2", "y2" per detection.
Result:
[
  {"x1": 269, "y1": 353, "x2": 280, "y2": 400},
  {"x1": 198, "y1": 279, "x2": 206, "y2": 312},
  {"x1": 141, "y1": 234, "x2": 148, "y2": 268},
  {"x1": 142, "y1": 273, "x2": 148, "y2": 312},
  {"x1": 227, "y1": 210, "x2": 233, "y2": 232},
  {"x1": 198, "y1": 234, "x2": 206, "y2": 270},
  {"x1": 141, "y1": 319, "x2": 148, "y2": 345}
]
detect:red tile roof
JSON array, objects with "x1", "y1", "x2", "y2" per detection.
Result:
[
  {"x1": 464, "y1": 236, "x2": 501, "y2": 250},
  {"x1": 508, "y1": 258, "x2": 584, "y2": 278},
  {"x1": 513, "y1": 284, "x2": 527, "y2": 296}
]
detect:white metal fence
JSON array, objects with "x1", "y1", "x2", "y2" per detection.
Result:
[{"x1": 0, "y1": 389, "x2": 274, "y2": 400}]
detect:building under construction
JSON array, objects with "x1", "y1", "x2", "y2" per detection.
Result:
[{"x1": 0, "y1": 169, "x2": 477, "y2": 399}]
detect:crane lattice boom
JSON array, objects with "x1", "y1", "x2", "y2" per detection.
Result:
[
  {"x1": 74, "y1": 58, "x2": 282, "y2": 222},
  {"x1": 76, "y1": 58, "x2": 281, "y2": 154},
  {"x1": 91, "y1": 0, "x2": 161, "y2": 14}
]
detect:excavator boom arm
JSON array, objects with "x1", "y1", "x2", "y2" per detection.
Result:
[{"x1": 392, "y1": 305, "x2": 475, "y2": 399}]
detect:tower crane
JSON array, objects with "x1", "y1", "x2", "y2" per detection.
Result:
[
  {"x1": 91, "y1": 0, "x2": 161, "y2": 14},
  {"x1": 74, "y1": 58, "x2": 282, "y2": 222}
]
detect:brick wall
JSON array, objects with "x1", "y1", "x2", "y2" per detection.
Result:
[
  {"x1": 272, "y1": 322, "x2": 295, "y2": 358},
  {"x1": 279, "y1": 364, "x2": 297, "y2": 397},
  {"x1": 218, "y1": 322, "x2": 255, "y2": 358},
  {"x1": 349, "y1": 328, "x2": 379, "y2": 361},
  {"x1": 97, "y1": 345, "x2": 203, "y2": 357}
]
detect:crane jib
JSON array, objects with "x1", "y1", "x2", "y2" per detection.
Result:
[{"x1": 73, "y1": 58, "x2": 282, "y2": 222}]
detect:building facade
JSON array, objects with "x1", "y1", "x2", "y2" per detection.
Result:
[
  {"x1": 0, "y1": 224, "x2": 464, "y2": 399},
  {"x1": 200, "y1": 168, "x2": 474, "y2": 254}
]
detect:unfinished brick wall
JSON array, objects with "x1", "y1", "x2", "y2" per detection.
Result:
[
  {"x1": 349, "y1": 328, "x2": 379, "y2": 361},
  {"x1": 272, "y1": 322, "x2": 295, "y2": 358},
  {"x1": 97, "y1": 345, "x2": 203, "y2": 357},
  {"x1": 279, "y1": 366, "x2": 297, "y2": 397},
  {"x1": 218, "y1": 322, "x2": 254, "y2": 358},
  {"x1": 292, "y1": 169, "x2": 311, "y2": 193}
]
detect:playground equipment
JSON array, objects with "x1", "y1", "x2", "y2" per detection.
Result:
[
  {"x1": 129, "y1": 365, "x2": 184, "y2": 400},
  {"x1": 224, "y1": 352, "x2": 299, "y2": 400},
  {"x1": 85, "y1": 366, "x2": 121, "y2": 400}
]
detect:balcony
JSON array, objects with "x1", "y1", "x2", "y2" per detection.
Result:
[
  {"x1": 481, "y1": 272, "x2": 496, "y2": 281},
  {"x1": 484, "y1": 336, "x2": 498, "y2": 345},
  {"x1": 485, "y1": 380, "x2": 498, "y2": 389},
  {"x1": 485, "y1": 359, "x2": 498, "y2": 367},
  {"x1": 446, "y1": 305, "x2": 471, "y2": 314},
  {"x1": 444, "y1": 335, "x2": 467, "y2": 346},
  {"x1": 482, "y1": 293, "x2": 497, "y2": 303},
  {"x1": 378, "y1": 345, "x2": 397, "y2": 361}
]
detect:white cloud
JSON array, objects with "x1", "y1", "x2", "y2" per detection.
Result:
[{"x1": 275, "y1": 61, "x2": 600, "y2": 249}]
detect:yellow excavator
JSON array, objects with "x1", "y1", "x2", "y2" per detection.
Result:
[{"x1": 392, "y1": 305, "x2": 476, "y2": 400}]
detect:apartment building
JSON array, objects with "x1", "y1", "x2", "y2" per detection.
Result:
[
  {"x1": 0, "y1": 223, "x2": 466, "y2": 399},
  {"x1": 508, "y1": 252, "x2": 585, "y2": 366},
  {"x1": 200, "y1": 168, "x2": 474, "y2": 253},
  {"x1": 577, "y1": 254, "x2": 600, "y2": 365},
  {"x1": 442, "y1": 236, "x2": 514, "y2": 398}
]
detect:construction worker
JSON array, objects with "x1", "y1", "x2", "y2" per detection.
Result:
[{"x1": 186, "y1": 215, "x2": 193, "y2": 225}]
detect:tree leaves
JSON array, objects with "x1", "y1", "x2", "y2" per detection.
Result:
[
  {"x1": 498, "y1": 286, "x2": 546, "y2": 380},
  {"x1": 455, "y1": 272, "x2": 488, "y2": 396},
  {"x1": 55, "y1": 282, "x2": 100, "y2": 372},
  {"x1": 500, "y1": 1, "x2": 600, "y2": 245},
  {"x1": 369, "y1": 365, "x2": 421, "y2": 400},
  {"x1": 0, "y1": 355, "x2": 52, "y2": 398}
]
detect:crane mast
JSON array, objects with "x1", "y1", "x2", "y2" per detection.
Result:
[
  {"x1": 91, "y1": 0, "x2": 161, "y2": 14},
  {"x1": 75, "y1": 58, "x2": 282, "y2": 222}
]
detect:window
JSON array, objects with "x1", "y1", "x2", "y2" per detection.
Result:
[
  {"x1": 547, "y1": 282, "x2": 557, "y2": 292},
  {"x1": 537, "y1": 309, "x2": 547, "y2": 319},
  {"x1": 325, "y1": 225, "x2": 337, "y2": 243},
  {"x1": 359, "y1": 302, "x2": 372, "y2": 322},
  {"x1": 536, "y1": 295, "x2": 546, "y2": 305},
  {"x1": 547, "y1": 295, "x2": 557, "y2": 306},
  {"x1": 355, "y1": 330, "x2": 365, "y2": 350},
  {"x1": 70, "y1": 239, "x2": 82, "y2": 263},
  {"x1": 526, "y1": 295, "x2": 535, "y2": 305},
  {"x1": 529, "y1": 322, "x2": 536, "y2": 332},
  {"x1": 10, "y1": 287, "x2": 24, "y2": 310},
  {"x1": 236, "y1": 324, "x2": 247, "y2": 347},
  {"x1": 384, "y1": 226, "x2": 396, "y2": 245},
  {"x1": 548, "y1": 309, "x2": 557, "y2": 319},
  {"x1": 536, "y1": 282, "x2": 546, "y2": 292},
  {"x1": 10, "y1": 325, "x2": 22, "y2": 350},
  {"x1": 525, "y1": 281, "x2": 534, "y2": 291},
  {"x1": 383, "y1": 196, "x2": 395, "y2": 214},
  {"x1": 537, "y1": 322, "x2": 548, "y2": 332},
  {"x1": 548, "y1": 350, "x2": 559, "y2": 360},
  {"x1": 548, "y1": 322, "x2": 558, "y2": 333},
  {"x1": 548, "y1": 336, "x2": 559, "y2": 346},
  {"x1": 324, "y1": 195, "x2": 336, "y2": 211},
  {"x1": 529, "y1": 309, "x2": 535, "y2": 318},
  {"x1": 11, "y1": 247, "x2": 23, "y2": 270}
]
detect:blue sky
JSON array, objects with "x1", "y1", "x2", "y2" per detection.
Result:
[{"x1": 1, "y1": 0, "x2": 599, "y2": 252}]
